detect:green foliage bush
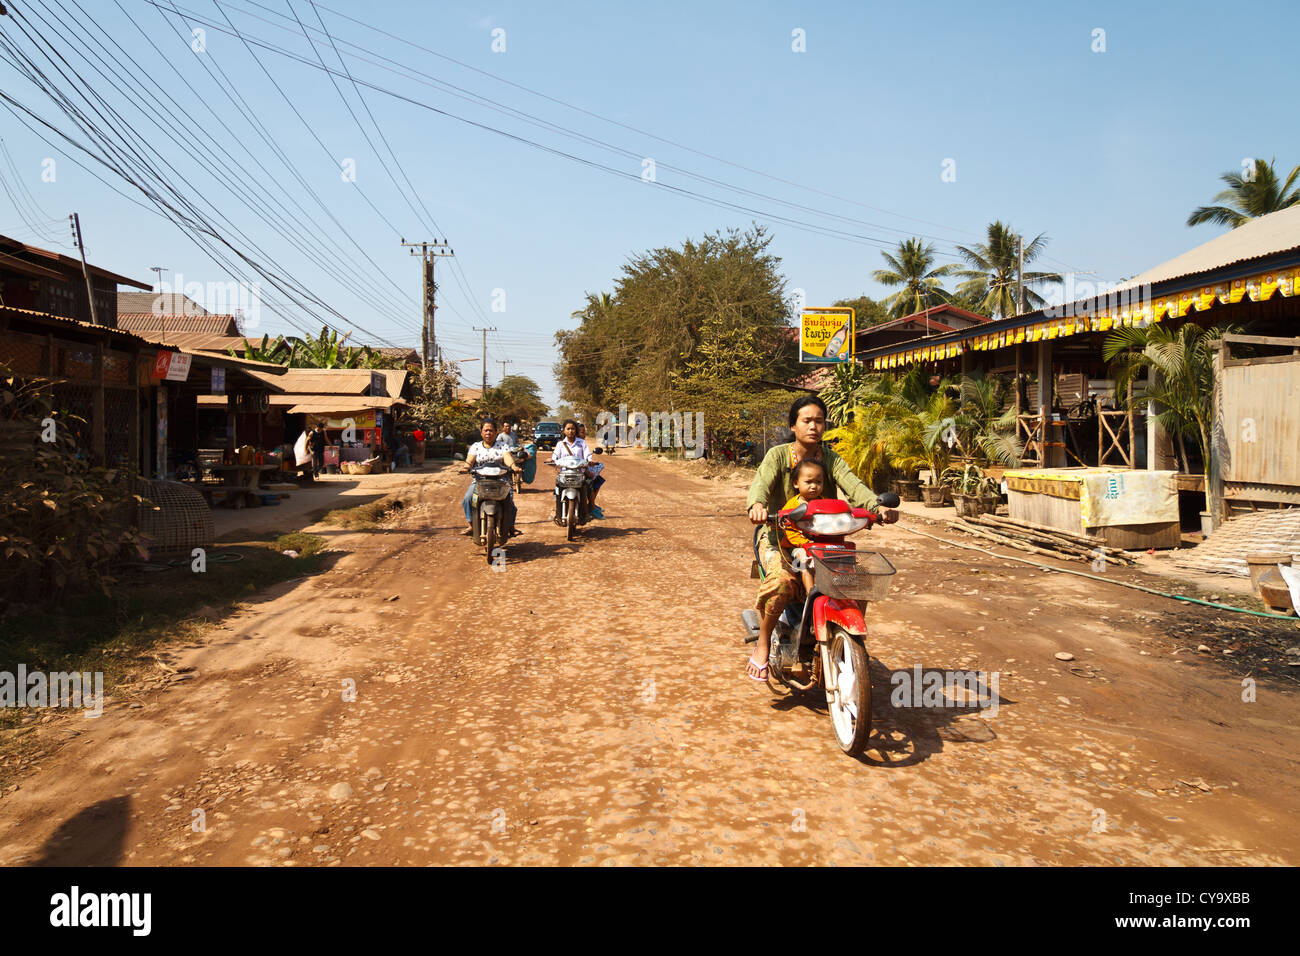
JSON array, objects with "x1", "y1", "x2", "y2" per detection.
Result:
[{"x1": 0, "y1": 367, "x2": 146, "y2": 612}]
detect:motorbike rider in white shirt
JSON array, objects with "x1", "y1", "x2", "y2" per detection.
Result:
[{"x1": 462, "y1": 418, "x2": 522, "y2": 538}]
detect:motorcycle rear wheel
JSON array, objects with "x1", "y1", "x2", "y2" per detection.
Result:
[{"x1": 824, "y1": 627, "x2": 872, "y2": 756}]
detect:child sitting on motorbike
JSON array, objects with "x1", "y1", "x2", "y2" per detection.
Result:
[{"x1": 780, "y1": 458, "x2": 827, "y2": 598}]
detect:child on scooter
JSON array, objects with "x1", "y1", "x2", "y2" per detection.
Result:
[{"x1": 780, "y1": 459, "x2": 827, "y2": 596}]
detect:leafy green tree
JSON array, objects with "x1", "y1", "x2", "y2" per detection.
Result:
[
  {"x1": 955, "y1": 222, "x2": 1061, "y2": 319},
  {"x1": 477, "y1": 374, "x2": 548, "y2": 423},
  {"x1": 229, "y1": 333, "x2": 291, "y2": 364},
  {"x1": 286, "y1": 327, "x2": 375, "y2": 369},
  {"x1": 1187, "y1": 158, "x2": 1300, "y2": 228},
  {"x1": 830, "y1": 295, "x2": 891, "y2": 327},
  {"x1": 555, "y1": 225, "x2": 795, "y2": 445}
]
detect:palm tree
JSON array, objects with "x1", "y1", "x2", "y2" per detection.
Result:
[
  {"x1": 1103, "y1": 322, "x2": 1234, "y2": 482},
  {"x1": 955, "y1": 222, "x2": 1062, "y2": 319},
  {"x1": 871, "y1": 238, "x2": 957, "y2": 318},
  {"x1": 1186, "y1": 158, "x2": 1300, "y2": 228},
  {"x1": 570, "y1": 291, "x2": 615, "y2": 323}
]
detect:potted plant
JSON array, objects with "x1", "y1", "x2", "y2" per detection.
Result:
[{"x1": 943, "y1": 463, "x2": 1000, "y2": 517}]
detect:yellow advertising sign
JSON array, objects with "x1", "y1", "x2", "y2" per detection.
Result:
[{"x1": 800, "y1": 309, "x2": 854, "y2": 363}]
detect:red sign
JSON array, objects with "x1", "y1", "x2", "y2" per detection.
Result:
[{"x1": 151, "y1": 350, "x2": 192, "y2": 382}]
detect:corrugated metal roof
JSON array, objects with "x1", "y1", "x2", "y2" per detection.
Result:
[
  {"x1": 1112, "y1": 204, "x2": 1300, "y2": 293},
  {"x1": 117, "y1": 292, "x2": 212, "y2": 315},
  {"x1": 0, "y1": 234, "x2": 150, "y2": 289},
  {"x1": 117, "y1": 312, "x2": 241, "y2": 335},
  {"x1": 127, "y1": 331, "x2": 249, "y2": 352},
  {"x1": 0, "y1": 304, "x2": 157, "y2": 345},
  {"x1": 242, "y1": 367, "x2": 407, "y2": 396},
  {"x1": 280, "y1": 397, "x2": 406, "y2": 412}
]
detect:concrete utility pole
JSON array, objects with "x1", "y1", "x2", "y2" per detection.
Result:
[
  {"x1": 498, "y1": 358, "x2": 511, "y2": 384},
  {"x1": 400, "y1": 238, "x2": 454, "y2": 368},
  {"x1": 69, "y1": 213, "x2": 100, "y2": 326},
  {"x1": 1016, "y1": 235, "x2": 1025, "y2": 316},
  {"x1": 473, "y1": 326, "x2": 497, "y2": 395}
]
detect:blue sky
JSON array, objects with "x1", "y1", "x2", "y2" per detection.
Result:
[{"x1": 2, "y1": 0, "x2": 1297, "y2": 408}]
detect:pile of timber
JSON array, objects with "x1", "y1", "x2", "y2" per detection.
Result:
[{"x1": 947, "y1": 513, "x2": 1139, "y2": 566}]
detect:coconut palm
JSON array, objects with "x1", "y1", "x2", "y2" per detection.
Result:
[
  {"x1": 955, "y1": 222, "x2": 1062, "y2": 319},
  {"x1": 1186, "y1": 158, "x2": 1300, "y2": 228},
  {"x1": 871, "y1": 238, "x2": 957, "y2": 318},
  {"x1": 1103, "y1": 322, "x2": 1235, "y2": 481}
]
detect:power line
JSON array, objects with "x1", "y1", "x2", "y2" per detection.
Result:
[{"x1": 0, "y1": 8, "x2": 403, "y2": 346}]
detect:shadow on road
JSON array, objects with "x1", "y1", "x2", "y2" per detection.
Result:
[
  {"x1": 30, "y1": 795, "x2": 131, "y2": 866},
  {"x1": 767, "y1": 657, "x2": 1015, "y2": 770}
]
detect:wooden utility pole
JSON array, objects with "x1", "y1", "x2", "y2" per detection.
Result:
[
  {"x1": 70, "y1": 213, "x2": 100, "y2": 326},
  {"x1": 401, "y1": 238, "x2": 453, "y2": 368},
  {"x1": 473, "y1": 326, "x2": 496, "y2": 395}
]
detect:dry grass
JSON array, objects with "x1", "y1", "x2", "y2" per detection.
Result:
[{"x1": 319, "y1": 496, "x2": 407, "y2": 529}]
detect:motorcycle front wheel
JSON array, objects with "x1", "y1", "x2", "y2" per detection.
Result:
[
  {"x1": 824, "y1": 627, "x2": 872, "y2": 756},
  {"x1": 484, "y1": 510, "x2": 497, "y2": 563},
  {"x1": 566, "y1": 498, "x2": 577, "y2": 541}
]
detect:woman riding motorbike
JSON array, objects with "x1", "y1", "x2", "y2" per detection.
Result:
[
  {"x1": 744, "y1": 395, "x2": 899, "y2": 681},
  {"x1": 462, "y1": 418, "x2": 522, "y2": 540}
]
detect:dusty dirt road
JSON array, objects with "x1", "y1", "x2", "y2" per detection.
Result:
[{"x1": 2, "y1": 454, "x2": 1297, "y2": 866}]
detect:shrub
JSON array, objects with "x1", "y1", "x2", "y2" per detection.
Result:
[{"x1": 0, "y1": 367, "x2": 146, "y2": 612}]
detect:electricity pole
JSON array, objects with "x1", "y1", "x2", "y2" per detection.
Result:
[
  {"x1": 401, "y1": 238, "x2": 454, "y2": 368},
  {"x1": 473, "y1": 326, "x2": 496, "y2": 395},
  {"x1": 69, "y1": 213, "x2": 100, "y2": 326},
  {"x1": 498, "y1": 358, "x2": 511, "y2": 384},
  {"x1": 1016, "y1": 235, "x2": 1024, "y2": 316}
]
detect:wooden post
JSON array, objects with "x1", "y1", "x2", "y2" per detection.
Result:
[
  {"x1": 1209, "y1": 340, "x2": 1226, "y2": 529},
  {"x1": 1014, "y1": 343, "x2": 1022, "y2": 417},
  {"x1": 1126, "y1": 379, "x2": 1136, "y2": 468},
  {"x1": 1035, "y1": 340, "x2": 1053, "y2": 468},
  {"x1": 129, "y1": 350, "x2": 140, "y2": 475},
  {"x1": 92, "y1": 340, "x2": 105, "y2": 464}
]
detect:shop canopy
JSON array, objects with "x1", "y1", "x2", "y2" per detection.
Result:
[{"x1": 860, "y1": 205, "x2": 1300, "y2": 370}]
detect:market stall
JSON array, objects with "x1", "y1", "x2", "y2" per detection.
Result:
[{"x1": 1003, "y1": 467, "x2": 1181, "y2": 549}]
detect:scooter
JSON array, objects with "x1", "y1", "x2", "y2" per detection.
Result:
[
  {"x1": 467, "y1": 461, "x2": 514, "y2": 564},
  {"x1": 547, "y1": 449, "x2": 602, "y2": 541},
  {"x1": 740, "y1": 492, "x2": 900, "y2": 756},
  {"x1": 512, "y1": 442, "x2": 536, "y2": 494}
]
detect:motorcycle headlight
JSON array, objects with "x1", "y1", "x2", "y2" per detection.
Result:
[{"x1": 796, "y1": 513, "x2": 869, "y2": 536}]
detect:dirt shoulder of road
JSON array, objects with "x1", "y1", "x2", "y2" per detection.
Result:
[{"x1": 0, "y1": 468, "x2": 448, "y2": 796}]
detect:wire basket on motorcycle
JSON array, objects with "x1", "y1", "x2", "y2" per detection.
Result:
[{"x1": 810, "y1": 546, "x2": 896, "y2": 602}]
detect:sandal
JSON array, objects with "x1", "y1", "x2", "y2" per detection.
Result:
[{"x1": 745, "y1": 656, "x2": 769, "y2": 682}]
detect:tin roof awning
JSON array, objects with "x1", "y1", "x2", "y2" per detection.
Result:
[
  {"x1": 861, "y1": 214, "x2": 1300, "y2": 371},
  {"x1": 273, "y1": 394, "x2": 406, "y2": 411}
]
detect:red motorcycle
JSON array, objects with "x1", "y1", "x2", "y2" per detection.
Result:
[{"x1": 741, "y1": 493, "x2": 899, "y2": 756}]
